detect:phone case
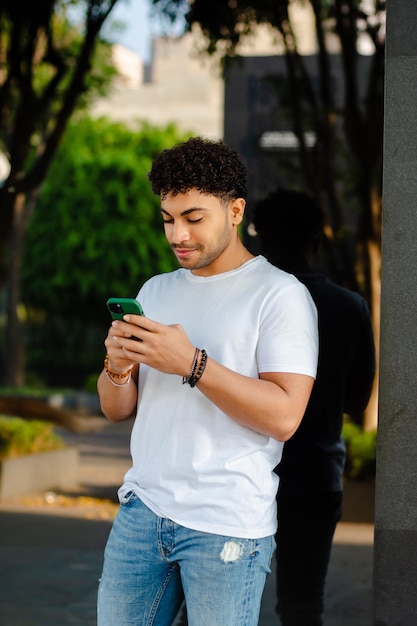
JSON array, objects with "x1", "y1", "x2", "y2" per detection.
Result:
[{"x1": 106, "y1": 297, "x2": 145, "y2": 320}]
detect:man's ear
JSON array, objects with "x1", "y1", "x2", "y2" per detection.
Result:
[{"x1": 230, "y1": 198, "x2": 246, "y2": 226}]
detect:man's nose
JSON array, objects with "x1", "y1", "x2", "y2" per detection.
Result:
[{"x1": 171, "y1": 221, "x2": 191, "y2": 244}]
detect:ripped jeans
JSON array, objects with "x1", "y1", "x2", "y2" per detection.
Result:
[{"x1": 97, "y1": 491, "x2": 275, "y2": 626}]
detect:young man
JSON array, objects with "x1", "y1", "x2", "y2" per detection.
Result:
[
  {"x1": 252, "y1": 188, "x2": 376, "y2": 626},
  {"x1": 96, "y1": 138, "x2": 318, "y2": 626}
]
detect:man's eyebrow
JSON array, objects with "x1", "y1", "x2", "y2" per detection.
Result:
[{"x1": 160, "y1": 207, "x2": 208, "y2": 217}]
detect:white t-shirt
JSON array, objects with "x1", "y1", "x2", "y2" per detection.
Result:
[{"x1": 120, "y1": 256, "x2": 318, "y2": 538}]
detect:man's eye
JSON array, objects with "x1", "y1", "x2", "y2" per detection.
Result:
[
  {"x1": 188, "y1": 217, "x2": 203, "y2": 223},
  {"x1": 162, "y1": 219, "x2": 174, "y2": 224}
]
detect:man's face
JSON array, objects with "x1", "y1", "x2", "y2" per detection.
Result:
[{"x1": 160, "y1": 189, "x2": 242, "y2": 276}]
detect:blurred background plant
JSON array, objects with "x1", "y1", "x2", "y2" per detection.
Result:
[
  {"x1": 342, "y1": 419, "x2": 377, "y2": 480},
  {"x1": 0, "y1": 415, "x2": 64, "y2": 458},
  {"x1": 0, "y1": 0, "x2": 122, "y2": 386},
  {"x1": 0, "y1": 0, "x2": 190, "y2": 389},
  {"x1": 20, "y1": 117, "x2": 188, "y2": 387}
]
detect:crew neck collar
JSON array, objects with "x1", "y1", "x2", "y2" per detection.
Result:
[{"x1": 185, "y1": 256, "x2": 263, "y2": 282}]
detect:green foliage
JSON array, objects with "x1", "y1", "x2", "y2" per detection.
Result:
[
  {"x1": 0, "y1": 3, "x2": 118, "y2": 167},
  {"x1": 20, "y1": 116, "x2": 190, "y2": 385},
  {"x1": 22, "y1": 116, "x2": 187, "y2": 321},
  {"x1": 342, "y1": 420, "x2": 377, "y2": 480},
  {"x1": 0, "y1": 416, "x2": 64, "y2": 459},
  {"x1": 0, "y1": 1, "x2": 130, "y2": 387},
  {"x1": 84, "y1": 372, "x2": 101, "y2": 393},
  {"x1": 32, "y1": 10, "x2": 118, "y2": 107}
]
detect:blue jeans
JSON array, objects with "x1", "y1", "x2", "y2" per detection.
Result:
[{"x1": 97, "y1": 491, "x2": 275, "y2": 626}]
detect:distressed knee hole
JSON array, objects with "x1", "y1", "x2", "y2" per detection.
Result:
[{"x1": 220, "y1": 540, "x2": 244, "y2": 563}]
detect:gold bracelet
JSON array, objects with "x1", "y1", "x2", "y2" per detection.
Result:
[
  {"x1": 105, "y1": 370, "x2": 131, "y2": 387},
  {"x1": 104, "y1": 353, "x2": 133, "y2": 379}
]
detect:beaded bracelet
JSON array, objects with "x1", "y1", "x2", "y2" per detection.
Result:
[
  {"x1": 104, "y1": 353, "x2": 133, "y2": 379},
  {"x1": 189, "y1": 349, "x2": 207, "y2": 387},
  {"x1": 182, "y1": 347, "x2": 200, "y2": 385},
  {"x1": 105, "y1": 371, "x2": 132, "y2": 387}
]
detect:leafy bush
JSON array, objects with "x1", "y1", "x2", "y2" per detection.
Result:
[
  {"x1": 22, "y1": 117, "x2": 189, "y2": 324},
  {"x1": 20, "y1": 116, "x2": 191, "y2": 387},
  {"x1": 84, "y1": 372, "x2": 100, "y2": 393},
  {"x1": 0, "y1": 416, "x2": 64, "y2": 459},
  {"x1": 342, "y1": 420, "x2": 377, "y2": 480}
]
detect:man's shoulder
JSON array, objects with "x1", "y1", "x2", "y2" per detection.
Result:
[{"x1": 254, "y1": 256, "x2": 304, "y2": 287}]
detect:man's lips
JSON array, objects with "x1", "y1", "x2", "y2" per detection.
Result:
[{"x1": 173, "y1": 247, "x2": 196, "y2": 259}]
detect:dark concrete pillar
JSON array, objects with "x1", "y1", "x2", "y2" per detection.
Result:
[{"x1": 374, "y1": 2, "x2": 417, "y2": 624}]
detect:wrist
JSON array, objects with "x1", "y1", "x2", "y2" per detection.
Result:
[
  {"x1": 104, "y1": 353, "x2": 133, "y2": 378},
  {"x1": 188, "y1": 349, "x2": 207, "y2": 387},
  {"x1": 182, "y1": 348, "x2": 207, "y2": 387},
  {"x1": 182, "y1": 347, "x2": 200, "y2": 384},
  {"x1": 104, "y1": 370, "x2": 132, "y2": 387}
]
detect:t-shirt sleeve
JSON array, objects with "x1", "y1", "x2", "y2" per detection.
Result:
[{"x1": 257, "y1": 281, "x2": 319, "y2": 378}]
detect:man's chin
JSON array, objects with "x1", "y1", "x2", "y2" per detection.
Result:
[{"x1": 175, "y1": 252, "x2": 205, "y2": 270}]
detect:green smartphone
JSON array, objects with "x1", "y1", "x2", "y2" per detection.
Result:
[{"x1": 106, "y1": 297, "x2": 145, "y2": 320}]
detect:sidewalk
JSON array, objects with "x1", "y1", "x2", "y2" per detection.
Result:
[{"x1": 0, "y1": 419, "x2": 374, "y2": 625}]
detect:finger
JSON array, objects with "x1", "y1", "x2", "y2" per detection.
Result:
[
  {"x1": 108, "y1": 325, "x2": 131, "y2": 340},
  {"x1": 122, "y1": 315, "x2": 160, "y2": 333},
  {"x1": 112, "y1": 320, "x2": 145, "y2": 335},
  {"x1": 112, "y1": 323, "x2": 144, "y2": 343}
]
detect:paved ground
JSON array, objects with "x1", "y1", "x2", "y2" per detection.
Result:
[{"x1": 0, "y1": 418, "x2": 375, "y2": 625}]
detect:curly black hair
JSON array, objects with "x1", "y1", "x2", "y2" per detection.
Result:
[{"x1": 147, "y1": 136, "x2": 247, "y2": 201}]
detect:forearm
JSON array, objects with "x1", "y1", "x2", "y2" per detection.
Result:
[
  {"x1": 106, "y1": 317, "x2": 315, "y2": 437},
  {"x1": 97, "y1": 369, "x2": 138, "y2": 422},
  {"x1": 195, "y1": 357, "x2": 314, "y2": 442}
]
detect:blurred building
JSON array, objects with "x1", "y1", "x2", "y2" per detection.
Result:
[
  {"x1": 91, "y1": 37, "x2": 223, "y2": 138},
  {"x1": 90, "y1": 2, "x2": 317, "y2": 139},
  {"x1": 91, "y1": 1, "x2": 375, "y2": 143}
]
